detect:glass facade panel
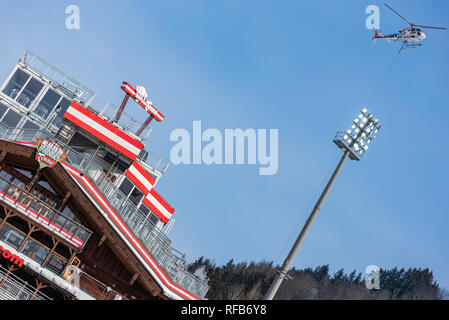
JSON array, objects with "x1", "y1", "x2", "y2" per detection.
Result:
[
  {"x1": 129, "y1": 187, "x2": 144, "y2": 206},
  {"x1": 0, "y1": 102, "x2": 8, "y2": 119},
  {"x1": 139, "y1": 205, "x2": 150, "y2": 216},
  {"x1": 17, "y1": 77, "x2": 43, "y2": 108},
  {"x1": 0, "y1": 224, "x2": 25, "y2": 250},
  {"x1": 46, "y1": 254, "x2": 67, "y2": 274},
  {"x1": 149, "y1": 213, "x2": 159, "y2": 225},
  {"x1": 13, "y1": 167, "x2": 34, "y2": 179},
  {"x1": 22, "y1": 120, "x2": 40, "y2": 130},
  {"x1": 1, "y1": 110, "x2": 22, "y2": 127},
  {"x1": 33, "y1": 88, "x2": 61, "y2": 120},
  {"x1": 0, "y1": 170, "x2": 13, "y2": 181},
  {"x1": 119, "y1": 177, "x2": 133, "y2": 196},
  {"x1": 2, "y1": 69, "x2": 30, "y2": 99},
  {"x1": 20, "y1": 238, "x2": 50, "y2": 265},
  {"x1": 52, "y1": 97, "x2": 71, "y2": 128}
]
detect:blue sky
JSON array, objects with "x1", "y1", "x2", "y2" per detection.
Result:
[{"x1": 0, "y1": 0, "x2": 448, "y2": 291}]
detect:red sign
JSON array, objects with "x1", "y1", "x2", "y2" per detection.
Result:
[
  {"x1": 121, "y1": 82, "x2": 164, "y2": 122},
  {"x1": 35, "y1": 138, "x2": 68, "y2": 169},
  {"x1": 0, "y1": 245, "x2": 24, "y2": 267}
]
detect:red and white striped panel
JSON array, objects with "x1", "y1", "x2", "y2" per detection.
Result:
[
  {"x1": 143, "y1": 189, "x2": 175, "y2": 224},
  {"x1": 64, "y1": 101, "x2": 144, "y2": 160},
  {"x1": 0, "y1": 190, "x2": 84, "y2": 248},
  {"x1": 61, "y1": 161, "x2": 197, "y2": 300},
  {"x1": 121, "y1": 82, "x2": 164, "y2": 122},
  {"x1": 125, "y1": 161, "x2": 156, "y2": 195}
]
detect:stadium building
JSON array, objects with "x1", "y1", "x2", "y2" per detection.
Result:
[{"x1": 0, "y1": 50, "x2": 209, "y2": 300}]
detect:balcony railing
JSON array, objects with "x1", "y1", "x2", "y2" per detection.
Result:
[
  {"x1": 64, "y1": 147, "x2": 207, "y2": 298},
  {"x1": 138, "y1": 148, "x2": 170, "y2": 175},
  {"x1": 0, "y1": 175, "x2": 92, "y2": 249},
  {"x1": 0, "y1": 265, "x2": 51, "y2": 300},
  {"x1": 98, "y1": 102, "x2": 152, "y2": 141},
  {"x1": 62, "y1": 266, "x2": 125, "y2": 300},
  {"x1": 0, "y1": 127, "x2": 209, "y2": 299},
  {"x1": 20, "y1": 50, "x2": 96, "y2": 107}
]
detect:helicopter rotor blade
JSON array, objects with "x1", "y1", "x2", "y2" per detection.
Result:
[
  {"x1": 415, "y1": 25, "x2": 447, "y2": 30},
  {"x1": 384, "y1": 3, "x2": 413, "y2": 25}
]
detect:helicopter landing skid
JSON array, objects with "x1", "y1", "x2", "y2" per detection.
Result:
[
  {"x1": 398, "y1": 42, "x2": 421, "y2": 54},
  {"x1": 403, "y1": 43, "x2": 422, "y2": 49}
]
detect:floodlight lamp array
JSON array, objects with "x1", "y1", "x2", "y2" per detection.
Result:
[{"x1": 334, "y1": 108, "x2": 382, "y2": 160}]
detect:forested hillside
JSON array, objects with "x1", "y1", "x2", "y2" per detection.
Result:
[{"x1": 188, "y1": 258, "x2": 446, "y2": 300}]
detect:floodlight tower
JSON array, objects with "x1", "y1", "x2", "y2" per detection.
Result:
[{"x1": 264, "y1": 108, "x2": 383, "y2": 300}]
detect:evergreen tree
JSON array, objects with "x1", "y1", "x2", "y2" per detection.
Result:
[{"x1": 187, "y1": 258, "x2": 444, "y2": 300}]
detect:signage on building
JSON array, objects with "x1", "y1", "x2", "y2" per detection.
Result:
[
  {"x1": 0, "y1": 245, "x2": 24, "y2": 267},
  {"x1": 121, "y1": 82, "x2": 164, "y2": 122},
  {"x1": 35, "y1": 138, "x2": 68, "y2": 169}
]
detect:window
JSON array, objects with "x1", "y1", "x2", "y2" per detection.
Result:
[
  {"x1": 30, "y1": 188, "x2": 57, "y2": 208},
  {"x1": 13, "y1": 166, "x2": 34, "y2": 179},
  {"x1": 139, "y1": 205, "x2": 160, "y2": 226},
  {"x1": 149, "y1": 213, "x2": 159, "y2": 225},
  {"x1": 129, "y1": 187, "x2": 144, "y2": 206},
  {"x1": 1, "y1": 109, "x2": 22, "y2": 127},
  {"x1": 22, "y1": 120, "x2": 40, "y2": 130},
  {"x1": 46, "y1": 254, "x2": 67, "y2": 274},
  {"x1": 2, "y1": 69, "x2": 30, "y2": 99},
  {"x1": 0, "y1": 102, "x2": 8, "y2": 119},
  {"x1": 51, "y1": 97, "x2": 71, "y2": 128},
  {"x1": 139, "y1": 205, "x2": 150, "y2": 216},
  {"x1": 0, "y1": 169, "x2": 13, "y2": 181},
  {"x1": 33, "y1": 88, "x2": 61, "y2": 120},
  {"x1": 0, "y1": 224, "x2": 25, "y2": 250},
  {"x1": 119, "y1": 177, "x2": 144, "y2": 205},
  {"x1": 119, "y1": 177, "x2": 134, "y2": 196},
  {"x1": 17, "y1": 77, "x2": 44, "y2": 108},
  {"x1": 20, "y1": 238, "x2": 50, "y2": 265},
  {"x1": 67, "y1": 132, "x2": 98, "y2": 150}
]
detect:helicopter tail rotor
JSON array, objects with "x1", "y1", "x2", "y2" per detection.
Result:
[{"x1": 372, "y1": 30, "x2": 379, "y2": 43}]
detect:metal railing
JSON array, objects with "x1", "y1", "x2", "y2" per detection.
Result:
[
  {"x1": 64, "y1": 148, "x2": 208, "y2": 298},
  {"x1": 78, "y1": 271, "x2": 124, "y2": 300},
  {"x1": 92, "y1": 102, "x2": 169, "y2": 175},
  {"x1": 63, "y1": 266, "x2": 125, "y2": 300},
  {"x1": 0, "y1": 127, "x2": 209, "y2": 299},
  {"x1": 0, "y1": 176, "x2": 92, "y2": 248},
  {"x1": 138, "y1": 148, "x2": 170, "y2": 175},
  {"x1": 99, "y1": 102, "x2": 152, "y2": 140},
  {"x1": 20, "y1": 50, "x2": 96, "y2": 106},
  {"x1": 0, "y1": 265, "x2": 51, "y2": 300}
]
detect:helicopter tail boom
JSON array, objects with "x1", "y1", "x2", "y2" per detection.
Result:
[
  {"x1": 372, "y1": 30, "x2": 393, "y2": 43},
  {"x1": 372, "y1": 30, "x2": 390, "y2": 43}
]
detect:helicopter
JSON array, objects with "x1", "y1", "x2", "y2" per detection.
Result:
[{"x1": 373, "y1": 3, "x2": 446, "y2": 52}]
